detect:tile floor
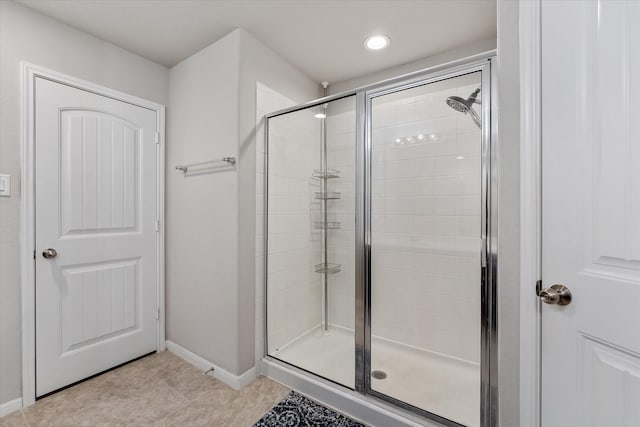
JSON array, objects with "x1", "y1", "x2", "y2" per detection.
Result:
[{"x1": 0, "y1": 352, "x2": 290, "y2": 427}]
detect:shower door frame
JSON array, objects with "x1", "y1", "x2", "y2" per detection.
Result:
[
  {"x1": 263, "y1": 55, "x2": 497, "y2": 427},
  {"x1": 355, "y1": 59, "x2": 497, "y2": 427}
]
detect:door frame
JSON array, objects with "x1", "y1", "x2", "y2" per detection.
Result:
[
  {"x1": 519, "y1": 0, "x2": 543, "y2": 426},
  {"x1": 20, "y1": 62, "x2": 166, "y2": 407}
]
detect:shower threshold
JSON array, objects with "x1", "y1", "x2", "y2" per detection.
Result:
[{"x1": 269, "y1": 326, "x2": 479, "y2": 427}]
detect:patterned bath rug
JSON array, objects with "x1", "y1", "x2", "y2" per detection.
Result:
[{"x1": 253, "y1": 391, "x2": 366, "y2": 427}]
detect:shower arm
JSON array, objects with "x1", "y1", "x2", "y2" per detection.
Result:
[{"x1": 468, "y1": 106, "x2": 482, "y2": 129}]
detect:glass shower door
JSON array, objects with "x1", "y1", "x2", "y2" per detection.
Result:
[
  {"x1": 265, "y1": 95, "x2": 357, "y2": 389},
  {"x1": 367, "y1": 71, "x2": 485, "y2": 427}
]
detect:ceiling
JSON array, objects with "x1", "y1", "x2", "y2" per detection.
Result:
[{"x1": 17, "y1": 0, "x2": 496, "y2": 84}]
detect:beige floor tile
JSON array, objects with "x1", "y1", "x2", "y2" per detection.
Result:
[
  {"x1": 16, "y1": 351, "x2": 291, "y2": 427},
  {"x1": 0, "y1": 411, "x2": 29, "y2": 427},
  {"x1": 235, "y1": 376, "x2": 290, "y2": 416},
  {"x1": 151, "y1": 401, "x2": 233, "y2": 427},
  {"x1": 106, "y1": 352, "x2": 189, "y2": 385},
  {"x1": 156, "y1": 374, "x2": 290, "y2": 426},
  {"x1": 156, "y1": 361, "x2": 224, "y2": 402},
  {"x1": 22, "y1": 382, "x2": 123, "y2": 426},
  {"x1": 23, "y1": 359, "x2": 190, "y2": 426},
  {"x1": 110, "y1": 380, "x2": 190, "y2": 424}
]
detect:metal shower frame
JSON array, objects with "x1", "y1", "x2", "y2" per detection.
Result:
[{"x1": 263, "y1": 53, "x2": 498, "y2": 427}]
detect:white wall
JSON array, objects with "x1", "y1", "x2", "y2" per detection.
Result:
[
  {"x1": 167, "y1": 28, "x2": 318, "y2": 376},
  {"x1": 166, "y1": 30, "x2": 242, "y2": 373},
  {"x1": 0, "y1": 1, "x2": 169, "y2": 405}
]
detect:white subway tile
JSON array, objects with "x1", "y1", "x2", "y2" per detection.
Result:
[{"x1": 457, "y1": 131, "x2": 482, "y2": 154}]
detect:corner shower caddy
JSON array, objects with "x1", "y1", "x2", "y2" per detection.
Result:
[
  {"x1": 313, "y1": 166, "x2": 342, "y2": 275},
  {"x1": 313, "y1": 107, "x2": 341, "y2": 331}
]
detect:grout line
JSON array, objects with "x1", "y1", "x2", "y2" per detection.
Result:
[
  {"x1": 121, "y1": 356, "x2": 192, "y2": 426},
  {"x1": 154, "y1": 357, "x2": 211, "y2": 404},
  {"x1": 19, "y1": 409, "x2": 32, "y2": 427},
  {"x1": 156, "y1": 375, "x2": 194, "y2": 402},
  {"x1": 149, "y1": 400, "x2": 189, "y2": 426},
  {"x1": 140, "y1": 379, "x2": 192, "y2": 425}
]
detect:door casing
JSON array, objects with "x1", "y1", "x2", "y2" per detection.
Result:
[
  {"x1": 20, "y1": 62, "x2": 166, "y2": 407},
  {"x1": 519, "y1": 1, "x2": 543, "y2": 427}
]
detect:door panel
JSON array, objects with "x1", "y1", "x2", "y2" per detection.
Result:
[
  {"x1": 35, "y1": 77, "x2": 158, "y2": 397},
  {"x1": 60, "y1": 260, "x2": 138, "y2": 353},
  {"x1": 60, "y1": 110, "x2": 139, "y2": 234},
  {"x1": 541, "y1": 1, "x2": 640, "y2": 425},
  {"x1": 579, "y1": 335, "x2": 640, "y2": 427},
  {"x1": 368, "y1": 72, "x2": 484, "y2": 427}
]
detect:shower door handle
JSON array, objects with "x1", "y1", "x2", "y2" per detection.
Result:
[{"x1": 538, "y1": 284, "x2": 572, "y2": 306}]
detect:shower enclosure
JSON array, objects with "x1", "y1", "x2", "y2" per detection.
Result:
[{"x1": 262, "y1": 57, "x2": 496, "y2": 427}]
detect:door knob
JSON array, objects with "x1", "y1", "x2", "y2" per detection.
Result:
[
  {"x1": 42, "y1": 248, "x2": 57, "y2": 259},
  {"x1": 538, "y1": 284, "x2": 572, "y2": 305}
]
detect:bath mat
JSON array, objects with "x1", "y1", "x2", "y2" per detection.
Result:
[{"x1": 253, "y1": 391, "x2": 366, "y2": 427}]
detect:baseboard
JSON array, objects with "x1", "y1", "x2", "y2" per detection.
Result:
[
  {"x1": 165, "y1": 340, "x2": 256, "y2": 390},
  {"x1": 0, "y1": 398, "x2": 22, "y2": 418}
]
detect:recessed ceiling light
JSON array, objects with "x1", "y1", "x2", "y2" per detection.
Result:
[
  {"x1": 314, "y1": 113, "x2": 326, "y2": 119},
  {"x1": 364, "y1": 35, "x2": 390, "y2": 51}
]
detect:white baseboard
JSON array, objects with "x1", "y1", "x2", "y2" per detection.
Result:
[
  {"x1": 165, "y1": 340, "x2": 256, "y2": 390},
  {"x1": 0, "y1": 398, "x2": 22, "y2": 418}
]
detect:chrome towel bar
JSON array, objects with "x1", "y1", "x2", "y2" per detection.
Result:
[{"x1": 175, "y1": 157, "x2": 236, "y2": 173}]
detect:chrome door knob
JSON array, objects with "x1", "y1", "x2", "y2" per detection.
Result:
[
  {"x1": 539, "y1": 284, "x2": 572, "y2": 305},
  {"x1": 42, "y1": 248, "x2": 58, "y2": 259}
]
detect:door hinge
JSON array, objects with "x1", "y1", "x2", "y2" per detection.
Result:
[
  {"x1": 155, "y1": 219, "x2": 160, "y2": 232},
  {"x1": 155, "y1": 132, "x2": 160, "y2": 145},
  {"x1": 536, "y1": 279, "x2": 542, "y2": 296}
]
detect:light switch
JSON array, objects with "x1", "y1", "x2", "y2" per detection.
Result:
[{"x1": 0, "y1": 174, "x2": 11, "y2": 197}]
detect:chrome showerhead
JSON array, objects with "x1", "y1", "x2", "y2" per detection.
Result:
[
  {"x1": 445, "y1": 88, "x2": 481, "y2": 128},
  {"x1": 446, "y1": 95, "x2": 471, "y2": 113},
  {"x1": 446, "y1": 88, "x2": 480, "y2": 112}
]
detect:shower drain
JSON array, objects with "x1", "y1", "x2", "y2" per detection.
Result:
[{"x1": 371, "y1": 370, "x2": 387, "y2": 380}]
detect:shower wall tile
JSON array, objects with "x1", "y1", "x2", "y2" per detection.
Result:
[
  {"x1": 328, "y1": 77, "x2": 483, "y2": 365},
  {"x1": 325, "y1": 113, "x2": 356, "y2": 332},
  {"x1": 256, "y1": 83, "x2": 321, "y2": 361},
  {"x1": 257, "y1": 77, "x2": 483, "y2": 367}
]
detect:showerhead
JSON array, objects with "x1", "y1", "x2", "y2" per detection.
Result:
[
  {"x1": 446, "y1": 96, "x2": 471, "y2": 113},
  {"x1": 445, "y1": 88, "x2": 482, "y2": 128}
]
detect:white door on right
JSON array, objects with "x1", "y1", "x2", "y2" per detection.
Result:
[{"x1": 541, "y1": 1, "x2": 640, "y2": 427}]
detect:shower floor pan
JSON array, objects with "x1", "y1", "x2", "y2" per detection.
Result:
[{"x1": 272, "y1": 326, "x2": 479, "y2": 427}]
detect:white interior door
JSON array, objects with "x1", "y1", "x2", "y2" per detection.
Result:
[
  {"x1": 35, "y1": 77, "x2": 159, "y2": 397},
  {"x1": 541, "y1": 1, "x2": 640, "y2": 426}
]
